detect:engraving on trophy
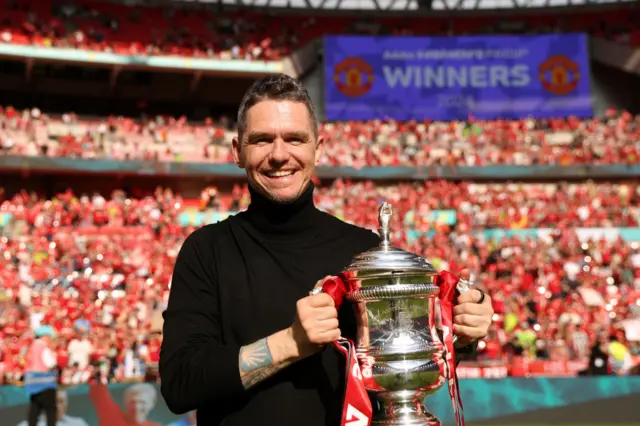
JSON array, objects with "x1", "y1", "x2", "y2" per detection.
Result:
[{"x1": 396, "y1": 311, "x2": 413, "y2": 331}]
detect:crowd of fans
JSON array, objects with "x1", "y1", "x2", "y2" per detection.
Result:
[
  {"x1": 1, "y1": 0, "x2": 639, "y2": 61},
  {"x1": 0, "y1": 179, "x2": 638, "y2": 385},
  {"x1": 1, "y1": 106, "x2": 639, "y2": 167}
]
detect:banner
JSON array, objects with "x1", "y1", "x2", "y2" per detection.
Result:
[{"x1": 324, "y1": 34, "x2": 592, "y2": 121}]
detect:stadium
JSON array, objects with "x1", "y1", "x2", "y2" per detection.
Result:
[{"x1": 0, "y1": 0, "x2": 639, "y2": 425}]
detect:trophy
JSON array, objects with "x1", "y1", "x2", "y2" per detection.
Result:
[{"x1": 338, "y1": 202, "x2": 465, "y2": 425}]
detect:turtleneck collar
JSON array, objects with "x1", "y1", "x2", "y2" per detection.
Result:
[{"x1": 245, "y1": 181, "x2": 320, "y2": 237}]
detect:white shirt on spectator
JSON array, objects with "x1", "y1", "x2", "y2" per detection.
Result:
[
  {"x1": 123, "y1": 348, "x2": 144, "y2": 379},
  {"x1": 67, "y1": 338, "x2": 92, "y2": 369},
  {"x1": 19, "y1": 284, "x2": 32, "y2": 307},
  {"x1": 564, "y1": 261, "x2": 581, "y2": 281},
  {"x1": 30, "y1": 312, "x2": 45, "y2": 331}
]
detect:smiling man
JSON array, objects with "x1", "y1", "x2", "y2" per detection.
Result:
[{"x1": 159, "y1": 74, "x2": 493, "y2": 426}]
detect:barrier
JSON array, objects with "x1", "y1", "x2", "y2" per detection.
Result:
[
  {"x1": 3, "y1": 155, "x2": 640, "y2": 179},
  {"x1": 406, "y1": 227, "x2": 640, "y2": 243},
  {"x1": 1, "y1": 378, "x2": 639, "y2": 425},
  {"x1": 457, "y1": 359, "x2": 589, "y2": 378}
]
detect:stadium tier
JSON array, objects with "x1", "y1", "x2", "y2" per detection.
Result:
[
  {"x1": 1, "y1": 0, "x2": 639, "y2": 59},
  {"x1": 0, "y1": 179, "x2": 639, "y2": 384},
  {"x1": 1, "y1": 106, "x2": 639, "y2": 166}
]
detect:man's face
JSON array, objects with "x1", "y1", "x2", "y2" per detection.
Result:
[
  {"x1": 233, "y1": 100, "x2": 323, "y2": 203},
  {"x1": 125, "y1": 392, "x2": 153, "y2": 424}
]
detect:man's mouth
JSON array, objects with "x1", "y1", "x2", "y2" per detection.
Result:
[{"x1": 264, "y1": 170, "x2": 297, "y2": 180}]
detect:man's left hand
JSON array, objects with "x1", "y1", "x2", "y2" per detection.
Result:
[{"x1": 452, "y1": 269, "x2": 494, "y2": 346}]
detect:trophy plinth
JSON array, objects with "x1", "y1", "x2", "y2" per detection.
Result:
[{"x1": 340, "y1": 202, "x2": 446, "y2": 426}]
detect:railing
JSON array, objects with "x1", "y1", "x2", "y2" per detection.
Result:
[{"x1": 2, "y1": 155, "x2": 640, "y2": 180}]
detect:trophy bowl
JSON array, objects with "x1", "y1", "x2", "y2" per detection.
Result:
[{"x1": 340, "y1": 202, "x2": 447, "y2": 425}]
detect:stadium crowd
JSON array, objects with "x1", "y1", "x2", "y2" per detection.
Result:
[
  {"x1": 1, "y1": 0, "x2": 640, "y2": 59},
  {"x1": 1, "y1": 106, "x2": 639, "y2": 167},
  {"x1": 0, "y1": 179, "x2": 638, "y2": 385}
]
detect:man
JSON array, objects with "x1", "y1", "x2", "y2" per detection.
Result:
[
  {"x1": 586, "y1": 332, "x2": 610, "y2": 375},
  {"x1": 24, "y1": 326, "x2": 59, "y2": 426},
  {"x1": 159, "y1": 74, "x2": 493, "y2": 425},
  {"x1": 17, "y1": 390, "x2": 89, "y2": 426}
]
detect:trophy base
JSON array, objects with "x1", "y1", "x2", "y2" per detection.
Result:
[{"x1": 372, "y1": 402, "x2": 442, "y2": 426}]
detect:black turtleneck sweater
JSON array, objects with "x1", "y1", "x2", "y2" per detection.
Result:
[{"x1": 160, "y1": 183, "x2": 380, "y2": 426}]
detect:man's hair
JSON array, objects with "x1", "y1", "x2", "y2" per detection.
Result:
[
  {"x1": 236, "y1": 74, "x2": 318, "y2": 141},
  {"x1": 124, "y1": 382, "x2": 157, "y2": 405}
]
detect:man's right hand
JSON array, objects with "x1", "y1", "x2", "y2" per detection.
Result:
[{"x1": 290, "y1": 290, "x2": 341, "y2": 358}]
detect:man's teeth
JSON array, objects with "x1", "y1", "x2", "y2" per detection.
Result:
[{"x1": 268, "y1": 171, "x2": 295, "y2": 177}]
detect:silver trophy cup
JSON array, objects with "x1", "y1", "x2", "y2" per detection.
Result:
[{"x1": 339, "y1": 202, "x2": 458, "y2": 425}]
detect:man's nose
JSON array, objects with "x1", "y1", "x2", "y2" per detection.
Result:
[{"x1": 268, "y1": 138, "x2": 289, "y2": 164}]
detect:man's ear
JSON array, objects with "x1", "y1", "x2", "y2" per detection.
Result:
[
  {"x1": 232, "y1": 136, "x2": 244, "y2": 168},
  {"x1": 314, "y1": 134, "x2": 325, "y2": 166}
]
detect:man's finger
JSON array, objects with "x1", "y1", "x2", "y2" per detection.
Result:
[
  {"x1": 312, "y1": 276, "x2": 332, "y2": 290},
  {"x1": 309, "y1": 293, "x2": 335, "y2": 307},
  {"x1": 453, "y1": 302, "x2": 489, "y2": 316},
  {"x1": 452, "y1": 324, "x2": 484, "y2": 339},
  {"x1": 457, "y1": 288, "x2": 485, "y2": 304},
  {"x1": 454, "y1": 313, "x2": 492, "y2": 327},
  {"x1": 454, "y1": 314, "x2": 478, "y2": 327},
  {"x1": 458, "y1": 269, "x2": 471, "y2": 281}
]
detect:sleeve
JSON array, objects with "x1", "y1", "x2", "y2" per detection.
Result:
[
  {"x1": 455, "y1": 340, "x2": 478, "y2": 365},
  {"x1": 159, "y1": 230, "x2": 246, "y2": 414}
]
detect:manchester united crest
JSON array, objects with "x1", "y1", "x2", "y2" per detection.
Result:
[
  {"x1": 333, "y1": 57, "x2": 374, "y2": 97},
  {"x1": 538, "y1": 55, "x2": 581, "y2": 96}
]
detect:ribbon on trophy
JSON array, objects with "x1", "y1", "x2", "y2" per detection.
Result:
[
  {"x1": 317, "y1": 276, "x2": 373, "y2": 426},
  {"x1": 316, "y1": 272, "x2": 465, "y2": 426},
  {"x1": 433, "y1": 270, "x2": 465, "y2": 426}
]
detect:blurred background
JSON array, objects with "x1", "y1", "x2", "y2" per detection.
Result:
[{"x1": 0, "y1": 0, "x2": 639, "y2": 425}]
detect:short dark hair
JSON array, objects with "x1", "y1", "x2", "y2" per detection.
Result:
[{"x1": 236, "y1": 74, "x2": 318, "y2": 141}]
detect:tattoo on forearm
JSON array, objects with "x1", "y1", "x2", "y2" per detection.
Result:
[{"x1": 239, "y1": 338, "x2": 290, "y2": 390}]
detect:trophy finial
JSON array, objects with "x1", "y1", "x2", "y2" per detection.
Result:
[{"x1": 378, "y1": 202, "x2": 393, "y2": 246}]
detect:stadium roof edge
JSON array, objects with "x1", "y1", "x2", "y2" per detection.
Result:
[{"x1": 116, "y1": 0, "x2": 636, "y2": 12}]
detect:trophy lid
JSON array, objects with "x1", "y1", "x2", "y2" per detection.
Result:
[{"x1": 342, "y1": 202, "x2": 437, "y2": 279}]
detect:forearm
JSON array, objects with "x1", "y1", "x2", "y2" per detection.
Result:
[{"x1": 239, "y1": 328, "x2": 302, "y2": 390}]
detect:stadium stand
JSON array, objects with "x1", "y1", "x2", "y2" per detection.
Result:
[
  {"x1": 1, "y1": 106, "x2": 639, "y2": 166},
  {"x1": 1, "y1": 0, "x2": 639, "y2": 60},
  {"x1": 0, "y1": 177, "x2": 639, "y2": 384}
]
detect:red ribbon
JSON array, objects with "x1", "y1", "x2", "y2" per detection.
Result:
[
  {"x1": 318, "y1": 272, "x2": 465, "y2": 426},
  {"x1": 433, "y1": 271, "x2": 465, "y2": 426},
  {"x1": 320, "y1": 277, "x2": 372, "y2": 426}
]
